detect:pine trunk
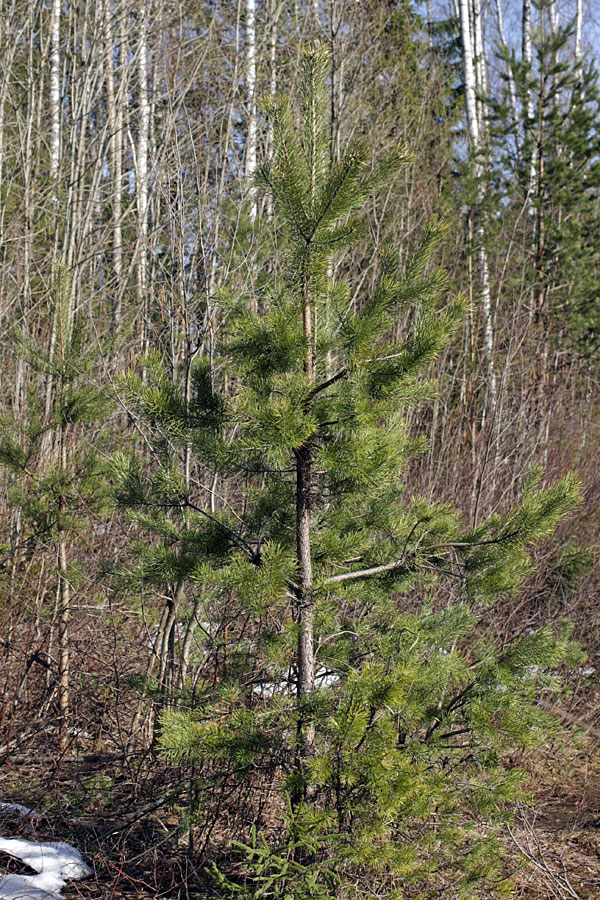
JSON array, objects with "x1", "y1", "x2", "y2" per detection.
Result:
[
  {"x1": 295, "y1": 265, "x2": 316, "y2": 769},
  {"x1": 57, "y1": 426, "x2": 70, "y2": 753},
  {"x1": 295, "y1": 445, "x2": 315, "y2": 704}
]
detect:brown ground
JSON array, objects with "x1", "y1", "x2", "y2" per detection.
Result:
[{"x1": 1, "y1": 683, "x2": 598, "y2": 899}]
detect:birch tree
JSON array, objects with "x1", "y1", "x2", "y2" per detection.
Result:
[
  {"x1": 104, "y1": 0, "x2": 125, "y2": 328},
  {"x1": 458, "y1": 0, "x2": 496, "y2": 418},
  {"x1": 245, "y1": 0, "x2": 257, "y2": 221},
  {"x1": 575, "y1": 0, "x2": 583, "y2": 59},
  {"x1": 523, "y1": 0, "x2": 537, "y2": 209},
  {"x1": 137, "y1": 0, "x2": 151, "y2": 357}
]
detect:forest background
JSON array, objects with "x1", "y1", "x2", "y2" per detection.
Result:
[{"x1": 0, "y1": 1, "x2": 599, "y2": 898}]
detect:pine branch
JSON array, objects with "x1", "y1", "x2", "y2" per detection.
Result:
[
  {"x1": 305, "y1": 367, "x2": 348, "y2": 402},
  {"x1": 184, "y1": 500, "x2": 260, "y2": 564},
  {"x1": 322, "y1": 557, "x2": 409, "y2": 585},
  {"x1": 307, "y1": 149, "x2": 365, "y2": 243}
]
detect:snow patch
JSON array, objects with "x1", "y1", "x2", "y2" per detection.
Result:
[
  {"x1": 252, "y1": 667, "x2": 340, "y2": 697},
  {"x1": 0, "y1": 804, "x2": 39, "y2": 818},
  {"x1": 45, "y1": 726, "x2": 91, "y2": 740},
  {"x1": 0, "y1": 838, "x2": 91, "y2": 900}
]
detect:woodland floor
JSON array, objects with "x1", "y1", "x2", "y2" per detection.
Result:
[{"x1": 1, "y1": 681, "x2": 599, "y2": 900}]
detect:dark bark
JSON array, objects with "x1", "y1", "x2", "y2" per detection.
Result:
[{"x1": 295, "y1": 444, "x2": 315, "y2": 700}]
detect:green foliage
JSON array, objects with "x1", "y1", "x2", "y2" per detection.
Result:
[
  {"x1": 112, "y1": 45, "x2": 584, "y2": 900},
  {"x1": 0, "y1": 268, "x2": 113, "y2": 540},
  {"x1": 168, "y1": 601, "x2": 580, "y2": 899},
  {"x1": 462, "y1": 467, "x2": 582, "y2": 600},
  {"x1": 490, "y1": 0, "x2": 600, "y2": 352}
]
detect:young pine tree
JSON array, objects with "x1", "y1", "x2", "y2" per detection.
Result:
[
  {"x1": 116, "y1": 47, "x2": 582, "y2": 899},
  {"x1": 0, "y1": 267, "x2": 112, "y2": 751}
]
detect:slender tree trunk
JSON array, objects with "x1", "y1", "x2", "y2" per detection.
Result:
[
  {"x1": 49, "y1": 0, "x2": 61, "y2": 201},
  {"x1": 294, "y1": 260, "x2": 316, "y2": 774},
  {"x1": 0, "y1": 0, "x2": 21, "y2": 208},
  {"x1": 57, "y1": 424, "x2": 70, "y2": 753},
  {"x1": 458, "y1": 0, "x2": 496, "y2": 419},
  {"x1": 295, "y1": 444, "x2": 314, "y2": 703},
  {"x1": 494, "y1": 0, "x2": 517, "y2": 122},
  {"x1": 104, "y1": 0, "x2": 124, "y2": 327},
  {"x1": 459, "y1": 0, "x2": 479, "y2": 147},
  {"x1": 295, "y1": 442, "x2": 315, "y2": 770},
  {"x1": 43, "y1": 0, "x2": 63, "y2": 451},
  {"x1": 245, "y1": 0, "x2": 257, "y2": 222},
  {"x1": 265, "y1": 0, "x2": 279, "y2": 220},
  {"x1": 472, "y1": 0, "x2": 487, "y2": 136},
  {"x1": 575, "y1": 0, "x2": 583, "y2": 59},
  {"x1": 14, "y1": 2, "x2": 39, "y2": 418},
  {"x1": 522, "y1": 0, "x2": 536, "y2": 211},
  {"x1": 137, "y1": 0, "x2": 150, "y2": 357}
]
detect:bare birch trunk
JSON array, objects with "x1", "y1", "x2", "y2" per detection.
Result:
[
  {"x1": 137, "y1": 0, "x2": 150, "y2": 357},
  {"x1": 522, "y1": 0, "x2": 536, "y2": 212},
  {"x1": 459, "y1": 0, "x2": 496, "y2": 418},
  {"x1": 49, "y1": 0, "x2": 61, "y2": 199},
  {"x1": 265, "y1": 0, "x2": 279, "y2": 219},
  {"x1": 472, "y1": 0, "x2": 487, "y2": 136},
  {"x1": 245, "y1": 0, "x2": 257, "y2": 222},
  {"x1": 104, "y1": 0, "x2": 124, "y2": 327},
  {"x1": 42, "y1": 0, "x2": 63, "y2": 455},
  {"x1": 575, "y1": 0, "x2": 583, "y2": 59}
]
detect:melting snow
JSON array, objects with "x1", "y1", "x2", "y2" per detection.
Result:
[
  {"x1": 0, "y1": 805, "x2": 38, "y2": 819},
  {"x1": 0, "y1": 838, "x2": 92, "y2": 900},
  {"x1": 576, "y1": 666, "x2": 596, "y2": 677},
  {"x1": 252, "y1": 667, "x2": 340, "y2": 697}
]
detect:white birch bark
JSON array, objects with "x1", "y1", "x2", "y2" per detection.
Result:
[
  {"x1": 104, "y1": 0, "x2": 124, "y2": 327},
  {"x1": 522, "y1": 0, "x2": 536, "y2": 211},
  {"x1": 472, "y1": 0, "x2": 487, "y2": 137},
  {"x1": 459, "y1": 0, "x2": 496, "y2": 414},
  {"x1": 264, "y1": 0, "x2": 279, "y2": 221},
  {"x1": 64, "y1": 0, "x2": 96, "y2": 293},
  {"x1": 49, "y1": 0, "x2": 61, "y2": 193},
  {"x1": 460, "y1": 0, "x2": 480, "y2": 151},
  {"x1": 575, "y1": 0, "x2": 583, "y2": 59},
  {"x1": 43, "y1": 0, "x2": 64, "y2": 451},
  {"x1": 268, "y1": 0, "x2": 279, "y2": 145},
  {"x1": 137, "y1": 0, "x2": 151, "y2": 356},
  {"x1": 245, "y1": 0, "x2": 257, "y2": 221}
]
